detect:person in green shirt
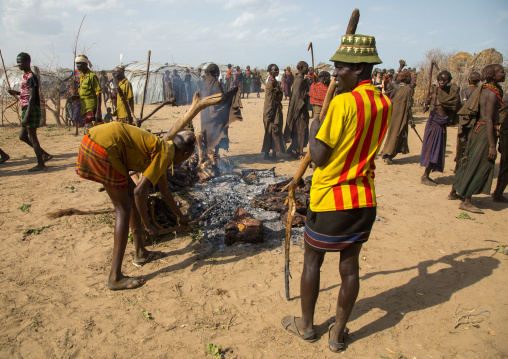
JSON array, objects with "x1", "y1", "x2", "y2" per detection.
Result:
[
  {"x1": 76, "y1": 122, "x2": 195, "y2": 290},
  {"x1": 75, "y1": 55, "x2": 102, "y2": 131},
  {"x1": 112, "y1": 66, "x2": 134, "y2": 124}
]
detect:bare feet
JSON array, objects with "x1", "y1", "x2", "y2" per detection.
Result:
[
  {"x1": 286, "y1": 150, "x2": 298, "y2": 159},
  {"x1": 42, "y1": 154, "x2": 53, "y2": 162},
  {"x1": 28, "y1": 164, "x2": 47, "y2": 172},
  {"x1": 106, "y1": 276, "x2": 145, "y2": 291},
  {"x1": 0, "y1": 155, "x2": 10, "y2": 164},
  {"x1": 448, "y1": 190, "x2": 461, "y2": 200},
  {"x1": 459, "y1": 201, "x2": 484, "y2": 214},
  {"x1": 421, "y1": 176, "x2": 437, "y2": 186}
]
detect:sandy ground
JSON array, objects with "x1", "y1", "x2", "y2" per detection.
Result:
[{"x1": 0, "y1": 92, "x2": 507, "y2": 359}]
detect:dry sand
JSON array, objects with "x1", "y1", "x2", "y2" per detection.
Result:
[{"x1": 0, "y1": 94, "x2": 507, "y2": 359}]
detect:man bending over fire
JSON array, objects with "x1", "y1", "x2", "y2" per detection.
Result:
[{"x1": 76, "y1": 122, "x2": 194, "y2": 290}]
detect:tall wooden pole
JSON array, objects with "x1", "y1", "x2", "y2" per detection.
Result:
[
  {"x1": 140, "y1": 50, "x2": 151, "y2": 120},
  {"x1": 72, "y1": 15, "x2": 86, "y2": 94},
  {"x1": 308, "y1": 42, "x2": 315, "y2": 83}
]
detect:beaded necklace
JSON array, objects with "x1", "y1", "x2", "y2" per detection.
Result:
[{"x1": 483, "y1": 83, "x2": 503, "y2": 106}]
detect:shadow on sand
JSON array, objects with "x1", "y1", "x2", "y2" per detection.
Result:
[{"x1": 304, "y1": 248, "x2": 499, "y2": 341}]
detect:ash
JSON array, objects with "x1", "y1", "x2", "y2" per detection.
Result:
[{"x1": 188, "y1": 168, "x2": 304, "y2": 251}]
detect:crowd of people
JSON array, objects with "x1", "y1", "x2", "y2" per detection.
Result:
[{"x1": 0, "y1": 36, "x2": 506, "y2": 353}]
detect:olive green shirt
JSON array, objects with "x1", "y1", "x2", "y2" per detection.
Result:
[
  {"x1": 79, "y1": 71, "x2": 102, "y2": 115},
  {"x1": 87, "y1": 122, "x2": 174, "y2": 186},
  {"x1": 115, "y1": 78, "x2": 133, "y2": 119}
]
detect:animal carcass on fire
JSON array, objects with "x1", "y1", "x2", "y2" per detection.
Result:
[
  {"x1": 224, "y1": 207, "x2": 263, "y2": 245},
  {"x1": 252, "y1": 177, "x2": 311, "y2": 227}
]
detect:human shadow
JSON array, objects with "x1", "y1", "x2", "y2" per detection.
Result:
[
  {"x1": 139, "y1": 223, "x2": 284, "y2": 282},
  {"x1": 389, "y1": 154, "x2": 421, "y2": 165},
  {"x1": 329, "y1": 248, "x2": 499, "y2": 343},
  {"x1": 435, "y1": 174, "x2": 455, "y2": 186},
  {"x1": 0, "y1": 152, "x2": 78, "y2": 177},
  {"x1": 464, "y1": 195, "x2": 508, "y2": 212}
]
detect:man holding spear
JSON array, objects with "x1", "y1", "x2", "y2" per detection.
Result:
[{"x1": 281, "y1": 33, "x2": 392, "y2": 352}]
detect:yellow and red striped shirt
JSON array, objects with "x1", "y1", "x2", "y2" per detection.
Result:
[{"x1": 310, "y1": 81, "x2": 392, "y2": 211}]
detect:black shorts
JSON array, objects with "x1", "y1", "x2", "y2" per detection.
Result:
[{"x1": 304, "y1": 207, "x2": 376, "y2": 252}]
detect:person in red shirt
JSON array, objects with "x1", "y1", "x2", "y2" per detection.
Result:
[
  {"x1": 8, "y1": 52, "x2": 52, "y2": 171},
  {"x1": 309, "y1": 71, "x2": 331, "y2": 118}
]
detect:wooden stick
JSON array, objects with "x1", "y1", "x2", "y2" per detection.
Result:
[
  {"x1": 72, "y1": 15, "x2": 86, "y2": 93},
  {"x1": 308, "y1": 42, "x2": 315, "y2": 83},
  {"x1": 0, "y1": 50, "x2": 13, "y2": 92},
  {"x1": 116, "y1": 85, "x2": 137, "y2": 125},
  {"x1": 163, "y1": 91, "x2": 222, "y2": 141},
  {"x1": 46, "y1": 207, "x2": 114, "y2": 219},
  {"x1": 140, "y1": 50, "x2": 151, "y2": 120},
  {"x1": 284, "y1": 8, "x2": 360, "y2": 301},
  {"x1": 137, "y1": 99, "x2": 177, "y2": 125},
  {"x1": 151, "y1": 204, "x2": 217, "y2": 236},
  {"x1": 423, "y1": 60, "x2": 438, "y2": 113},
  {"x1": 0, "y1": 49, "x2": 21, "y2": 122},
  {"x1": 5, "y1": 100, "x2": 19, "y2": 110}
]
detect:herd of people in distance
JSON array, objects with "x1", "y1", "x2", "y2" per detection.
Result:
[{"x1": 0, "y1": 34, "x2": 506, "y2": 353}]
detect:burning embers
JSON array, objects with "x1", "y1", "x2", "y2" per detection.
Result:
[{"x1": 148, "y1": 151, "x2": 308, "y2": 248}]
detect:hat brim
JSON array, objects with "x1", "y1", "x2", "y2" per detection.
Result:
[{"x1": 329, "y1": 53, "x2": 382, "y2": 65}]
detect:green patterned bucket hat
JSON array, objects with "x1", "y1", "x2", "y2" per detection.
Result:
[{"x1": 330, "y1": 34, "x2": 382, "y2": 64}]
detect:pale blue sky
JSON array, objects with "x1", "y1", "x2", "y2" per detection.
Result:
[{"x1": 1, "y1": 0, "x2": 507, "y2": 71}]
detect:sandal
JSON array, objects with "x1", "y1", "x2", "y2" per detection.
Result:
[
  {"x1": 281, "y1": 315, "x2": 317, "y2": 342},
  {"x1": 328, "y1": 323, "x2": 349, "y2": 353},
  {"x1": 106, "y1": 276, "x2": 145, "y2": 291},
  {"x1": 132, "y1": 251, "x2": 164, "y2": 267}
]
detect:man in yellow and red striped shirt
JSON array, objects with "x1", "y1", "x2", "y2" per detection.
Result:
[{"x1": 282, "y1": 34, "x2": 392, "y2": 353}]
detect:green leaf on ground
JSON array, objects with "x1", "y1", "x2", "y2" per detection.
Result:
[
  {"x1": 23, "y1": 225, "x2": 50, "y2": 236},
  {"x1": 19, "y1": 203, "x2": 31, "y2": 212},
  {"x1": 457, "y1": 212, "x2": 475, "y2": 220}
]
